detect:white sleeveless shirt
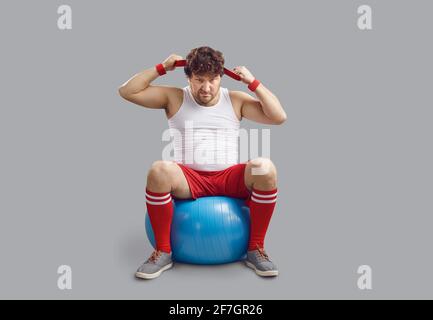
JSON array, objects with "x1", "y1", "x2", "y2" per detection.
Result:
[{"x1": 168, "y1": 86, "x2": 240, "y2": 171}]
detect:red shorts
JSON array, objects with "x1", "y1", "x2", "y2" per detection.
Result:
[{"x1": 175, "y1": 162, "x2": 251, "y2": 201}]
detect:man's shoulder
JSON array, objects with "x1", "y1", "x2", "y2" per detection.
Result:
[
  {"x1": 164, "y1": 86, "x2": 184, "y2": 100},
  {"x1": 227, "y1": 90, "x2": 244, "y2": 119},
  {"x1": 228, "y1": 89, "x2": 251, "y2": 105},
  {"x1": 165, "y1": 86, "x2": 184, "y2": 118},
  {"x1": 228, "y1": 89, "x2": 251, "y2": 97},
  {"x1": 162, "y1": 85, "x2": 184, "y2": 93},
  {"x1": 228, "y1": 89, "x2": 244, "y2": 99}
]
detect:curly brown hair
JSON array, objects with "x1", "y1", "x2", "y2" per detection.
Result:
[{"x1": 184, "y1": 46, "x2": 225, "y2": 78}]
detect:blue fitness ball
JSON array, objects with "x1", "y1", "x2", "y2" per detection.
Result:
[{"x1": 145, "y1": 196, "x2": 250, "y2": 265}]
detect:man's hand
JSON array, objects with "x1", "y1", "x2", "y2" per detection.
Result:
[
  {"x1": 232, "y1": 66, "x2": 255, "y2": 85},
  {"x1": 162, "y1": 54, "x2": 184, "y2": 71}
]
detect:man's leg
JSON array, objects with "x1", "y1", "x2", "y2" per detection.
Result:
[
  {"x1": 136, "y1": 161, "x2": 191, "y2": 280},
  {"x1": 244, "y1": 158, "x2": 279, "y2": 277},
  {"x1": 147, "y1": 160, "x2": 192, "y2": 199},
  {"x1": 145, "y1": 160, "x2": 192, "y2": 252}
]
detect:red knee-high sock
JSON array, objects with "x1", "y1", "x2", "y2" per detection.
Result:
[
  {"x1": 248, "y1": 188, "x2": 278, "y2": 251},
  {"x1": 145, "y1": 189, "x2": 173, "y2": 253}
]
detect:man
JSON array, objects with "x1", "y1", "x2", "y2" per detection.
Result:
[{"x1": 118, "y1": 46, "x2": 287, "y2": 279}]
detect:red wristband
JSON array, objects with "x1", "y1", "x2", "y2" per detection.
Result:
[
  {"x1": 155, "y1": 63, "x2": 166, "y2": 76},
  {"x1": 248, "y1": 79, "x2": 261, "y2": 92}
]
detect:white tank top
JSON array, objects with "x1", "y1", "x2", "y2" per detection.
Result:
[{"x1": 168, "y1": 86, "x2": 240, "y2": 171}]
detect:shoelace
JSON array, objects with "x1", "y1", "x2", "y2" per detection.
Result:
[
  {"x1": 147, "y1": 250, "x2": 162, "y2": 263},
  {"x1": 255, "y1": 245, "x2": 270, "y2": 262}
]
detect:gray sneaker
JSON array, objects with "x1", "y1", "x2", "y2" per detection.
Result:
[
  {"x1": 245, "y1": 246, "x2": 278, "y2": 277},
  {"x1": 135, "y1": 250, "x2": 173, "y2": 280}
]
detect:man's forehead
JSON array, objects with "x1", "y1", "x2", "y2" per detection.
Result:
[{"x1": 193, "y1": 73, "x2": 220, "y2": 80}]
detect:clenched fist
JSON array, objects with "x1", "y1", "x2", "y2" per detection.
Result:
[
  {"x1": 232, "y1": 66, "x2": 255, "y2": 85},
  {"x1": 162, "y1": 54, "x2": 184, "y2": 71}
]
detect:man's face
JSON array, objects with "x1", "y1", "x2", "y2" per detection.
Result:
[{"x1": 188, "y1": 73, "x2": 221, "y2": 106}]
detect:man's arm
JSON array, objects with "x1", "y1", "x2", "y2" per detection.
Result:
[
  {"x1": 118, "y1": 54, "x2": 183, "y2": 109},
  {"x1": 231, "y1": 66, "x2": 287, "y2": 125},
  {"x1": 238, "y1": 84, "x2": 287, "y2": 125}
]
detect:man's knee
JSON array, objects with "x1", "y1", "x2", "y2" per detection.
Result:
[
  {"x1": 247, "y1": 158, "x2": 277, "y2": 184},
  {"x1": 147, "y1": 160, "x2": 175, "y2": 185}
]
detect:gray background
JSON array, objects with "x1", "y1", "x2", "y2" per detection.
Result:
[{"x1": 0, "y1": 0, "x2": 432, "y2": 299}]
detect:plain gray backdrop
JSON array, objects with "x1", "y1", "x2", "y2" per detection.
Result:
[{"x1": 0, "y1": 0, "x2": 432, "y2": 299}]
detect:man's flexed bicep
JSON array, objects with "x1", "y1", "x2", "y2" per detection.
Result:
[
  {"x1": 235, "y1": 91, "x2": 286, "y2": 125},
  {"x1": 118, "y1": 53, "x2": 184, "y2": 109},
  {"x1": 119, "y1": 84, "x2": 174, "y2": 109}
]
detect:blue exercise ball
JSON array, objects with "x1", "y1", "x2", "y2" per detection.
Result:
[{"x1": 145, "y1": 196, "x2": 250, "y2": 265}]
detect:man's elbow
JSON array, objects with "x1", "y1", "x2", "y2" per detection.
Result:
[
  {"x1": 273, "y1": 113, "x2": 287, "y2": 125},
  {"x1": 118, "y1": 86, "x2": 128, "y2": 98},
  {"x1": 118, "y1": 84, "x2": 134, "y2": 99}
]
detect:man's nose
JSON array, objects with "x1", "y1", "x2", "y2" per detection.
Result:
[{"x1": 202, "y1": 82, "x2": 211, "y2": 91}]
